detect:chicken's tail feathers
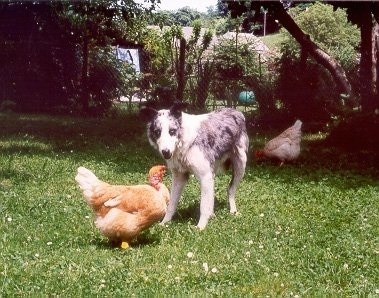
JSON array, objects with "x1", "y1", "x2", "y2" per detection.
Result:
[
  {"x1": 75, "y1": 167, "x2": 101, "y2": 200},
  {"x1": 294, "y1": 119, "x2": 302, "y2": 129}
]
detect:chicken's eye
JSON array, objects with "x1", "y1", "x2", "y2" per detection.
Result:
[{"x1": 169, "y1": 128, "x2": 177, "y2": 136}]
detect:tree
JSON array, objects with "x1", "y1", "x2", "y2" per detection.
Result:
[
  {"x1": 277, "y1": 3, "x2": 360, "y2": 121},
  {"x1": 224, "y1": 0, "x2": 379, "y2": 115},
  {"x1": 58, "y1": 0, "x2": 154, "y2": 114},
  {"x1": 0, "y1": 2, "x2": 78, "y2": 112},
  {"x1": 264, "y1": 2, "x2": 352, "y2": 97},
  {"x1": 329, "y1": 1, "x2": 379, "y2": 113},
  {"x1": 0, "y1": 0, "x2": 156, "y2": 115},
  {"x1": 142, "y1": 22, "x2": 214, "y2": 109}
]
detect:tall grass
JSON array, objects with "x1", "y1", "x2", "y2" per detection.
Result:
[{"x1": 0, "y1": 112, "x2": 378, "y2": 296}]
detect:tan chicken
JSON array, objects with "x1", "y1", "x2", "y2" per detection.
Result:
[
  {"x1": 255, "y1": 120, "x2": 302, "y2": 166},
  {"x1": 75, "y1": 165, "x2": 169, "y2": 248}
]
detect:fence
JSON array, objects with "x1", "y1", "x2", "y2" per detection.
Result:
[{"x1": 118, "y1": 35, "x2": 275, "y2": 113}]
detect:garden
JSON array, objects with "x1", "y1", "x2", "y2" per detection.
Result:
[{"x1": 0, "y1": 1, "x2": 378, "y2": 296}]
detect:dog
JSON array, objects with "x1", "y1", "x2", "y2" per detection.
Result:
[{"x1": 140, "y1": 102, "x2": 249, "y2": 229}]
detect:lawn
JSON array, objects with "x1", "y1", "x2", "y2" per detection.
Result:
[{"x1": 0, "y1": 112, "x2": 378, "y2": 297}]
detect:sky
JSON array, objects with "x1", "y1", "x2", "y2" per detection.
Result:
[{"x1": 152, "y1": 0, "x2": 218, "y2": 13}]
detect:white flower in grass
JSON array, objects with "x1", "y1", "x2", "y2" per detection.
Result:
[
  {"x1": 7, "y1": 217, "x2": 12, "y2": 222},
  {"x1": 211, "y1": 267, "x2": 218, "y2": 273},
  {"x1": 202, "y1": 262, "x2": 209, "y2": 272},
  {"x1": 248, "y1": 240, "x2": 254, "y2": 245},
  {"x1": 187, "y1": 252, "x2": 194, "y2": 258},
  {"x1": 273, "y1": 272, "x2": 279, "y2": 277},
  {"x1": 375, "y1": 289, "x2": 379, "y2": 294},
  {"x1": 259, "y1": 213, "x2": 264, "y2": 218},
  {"x1": 167, "y1": 264, "x2": 172, "y2": 269},
  {"x1": 47, "y1": 242, "x2": 53, "y2": 246}
]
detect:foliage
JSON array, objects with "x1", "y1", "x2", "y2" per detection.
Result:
[
  {"x1": 276, "y1": 2, "x2": 360, "y2": 122},
  {"x1": 210, "y1": 31, "x2": 266, "y2": 109},
  {"x1": 141, "y1": 26, "x2": 182, "y2": 105},
  {"x1": 142, "y1": 22, "x2": 216, "y2": 108},
  {"x1": 285, "y1": 2, "x2": 360, "y2": 68},
  {"x1": 150, "y1": 7, "x2": 203, "y2": 27},
  {"x1": 87, "y1": 47, "x2": 138, "y2": 115},
  {"x1": 0, "y1": 112, "x2": 378, "y2": 296},
  {"x1": 0, "y1": 2, "x2": 79, "y2": 112},
  {"x1": 0, "y1": 1, "x2": 153, "y2": 115}
]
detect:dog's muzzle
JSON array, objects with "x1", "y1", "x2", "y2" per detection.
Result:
[{"x1": 161, "y1": 149, "x2": 172, "y2": 159}]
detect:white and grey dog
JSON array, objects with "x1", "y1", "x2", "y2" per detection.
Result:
[{"x1": 141, "y1": 103, "x2": 249, "y2": 229}]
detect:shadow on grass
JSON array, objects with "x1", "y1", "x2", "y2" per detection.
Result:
[
  {"x1": 84, "y1": 231, "x2": 164, "y2": 250},
  {"x1": 169, "y1": 196, "x2": 230, "y2": 225}
]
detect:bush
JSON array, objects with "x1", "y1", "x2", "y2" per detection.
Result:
[
  {"x1": 86, "y1": 47, "x2": 138, "y2": 116},
  {"x1": 328, "y1": 113, "x2": 379, "y2": 151},
  {"x1": 276, "y1": 3, "x2": 360, "y2": 122},
  {"x1": 210, "y1": 35, "x2": 264, "y2": 108}
]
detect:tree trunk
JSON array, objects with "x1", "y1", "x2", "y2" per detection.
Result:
[
  {"x1": 372, "y1": 23, "x2": 378, "y2": 109},
  {"x1": 268, "y1": 2, "x2": 352, "y2": 97},
  {"x1": 356, "y1": 5, "x2": 376, "y2": 113}
]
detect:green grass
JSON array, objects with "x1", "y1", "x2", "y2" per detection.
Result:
[
  {"x1": 261, "y1": 33, "x2": 286, "y2": 51},
  {"x1": 1, "y1": 112, "x2": 378, "y2": 297}
]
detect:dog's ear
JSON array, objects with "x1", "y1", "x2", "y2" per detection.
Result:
[
  {"x1": 139, "y1": 106, "x2": 158, "y2": 121},
  {"x1": 169, "y1": 101, "x2": 188, "y2": 119}
]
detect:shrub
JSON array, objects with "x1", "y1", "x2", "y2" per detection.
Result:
[{"x1": 276, "y1": 2, "x2": 360, "y2": 122}]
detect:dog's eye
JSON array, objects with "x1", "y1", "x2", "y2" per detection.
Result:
[
  {"x1": 169, "y1": 128, "x2": 177, "y2": 136},
  {"x1": 152, "y1": 128, "x2": 161, "y2": 138}
]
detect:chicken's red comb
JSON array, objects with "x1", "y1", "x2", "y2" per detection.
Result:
[{"x1": 254, "y1": 150, "x2": 264, "y2": 159}]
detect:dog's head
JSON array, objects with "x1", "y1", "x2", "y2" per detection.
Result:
[{"x1": 140, "y1": 102, "x2": 187, "y2": 160}]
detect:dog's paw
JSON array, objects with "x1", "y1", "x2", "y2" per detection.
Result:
[
  {"x1": 196, "y1": 220, "x2": 208, "y2": 230},
  {"x1": 159, "y1": 222, "x2": 167, "y2": 227}
]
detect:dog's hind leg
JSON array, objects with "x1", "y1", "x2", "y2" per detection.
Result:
[
  {"x1": 228, "y1": 146, "x2": 247, "y2": 214},
  {"x1": 161, "y1": 171, "x2": 188, "y2": 225}
]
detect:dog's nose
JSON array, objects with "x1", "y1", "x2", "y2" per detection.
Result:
[{"x1": 161, "y1": 149, "x2": 172, "y2": 159}]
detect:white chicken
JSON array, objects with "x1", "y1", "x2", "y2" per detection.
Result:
[{"x1": 255, "y1": 120, "x2": 302, "y2": 166}]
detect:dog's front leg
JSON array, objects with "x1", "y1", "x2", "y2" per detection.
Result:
[
  {"x1": 197, "y1": 173, "x2": 215, "y2": 230},
  {"x1": 161, "y1": 171, "x2": 188, "y2": 225}
]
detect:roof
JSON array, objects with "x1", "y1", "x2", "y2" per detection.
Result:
[{"x1": 148, "y1": 26, "x2": 272, "y2": 58}]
